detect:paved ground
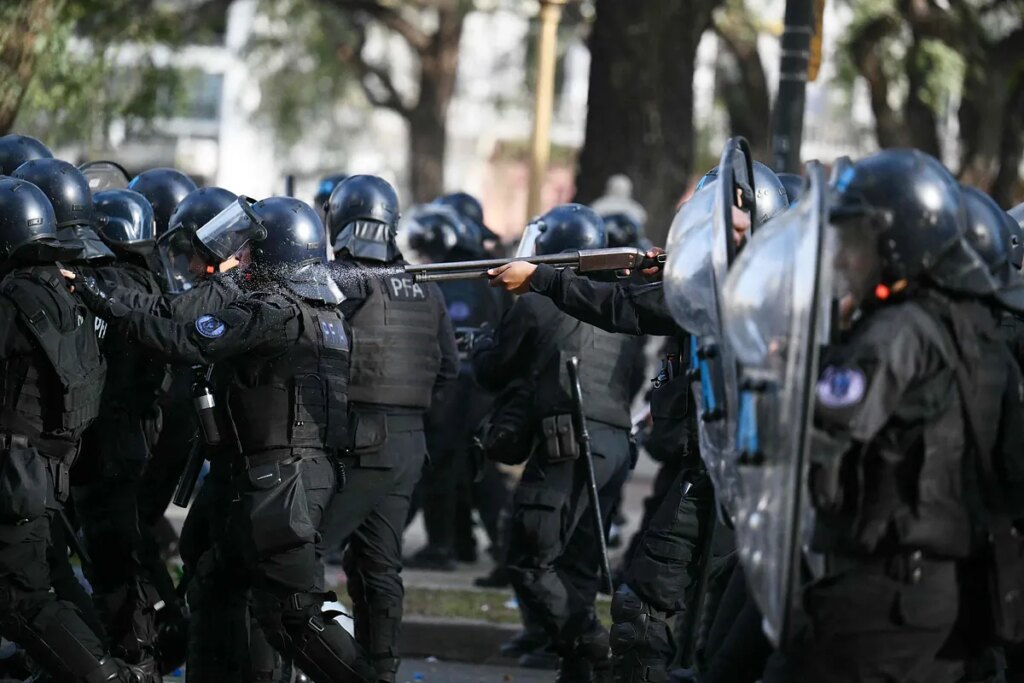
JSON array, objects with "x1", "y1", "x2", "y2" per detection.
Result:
[{"x1": 163, "y1": 658, "x2": 557, "y2": 682}]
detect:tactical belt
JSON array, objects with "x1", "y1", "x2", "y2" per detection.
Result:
[
  {"x1": 349, "y1": 408, "x2": 423, "y2": 433},
  {"x1": 0, "y1": 433, "x2": 28, "y2": 450},
  {"x1": 241, "y1": 447, "x2": 327, "y2": 469}
]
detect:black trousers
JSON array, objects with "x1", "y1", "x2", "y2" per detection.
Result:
[
  {"x1": 73, "y1": 410, "x2": 162, "y2": 665},
  {"x1": 763, "y1": 557, "x2": 964, "y2": 683},
  {"x1": 505, "y1": 422, "x2": 632, "y2": 652},
  {"x1": 318, "y1": 416, "x2": 427, "y2": 676}
]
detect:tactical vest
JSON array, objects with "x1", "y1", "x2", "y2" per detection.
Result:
[
  {"x1": 0, "y1": 266, "x2": 107, "y2": 443},
  {"x1": 225, "y1": 293, "x2": 350, "y2": 453},
  {"x1": 347, "y1": 269, "x2": 442, "y2": 409},
  {"x1": 536, "y1": 310, "x2": 636, "y2": 429}
]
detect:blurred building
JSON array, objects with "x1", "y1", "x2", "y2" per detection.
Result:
[{"x1": 74, "y1": 0, "x2": 886, "y2": 238}]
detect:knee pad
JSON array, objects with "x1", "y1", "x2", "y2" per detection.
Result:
[
  {"x1": 609, "y1": 585, "x2": 671, "y2": 683},
  {"x1": 259, "y1": 590, "x2": 376, "y2": 683}
]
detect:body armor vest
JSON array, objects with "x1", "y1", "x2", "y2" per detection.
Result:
[
  {"x1": 347, "y1": 267, "x2": 442, "y2": 409},
  {"x1": 0, "y1": 266, "x2": 107, "y2": 444},
  {"x1": 225, "y1": 292, "x2": 350, "y2": 453},
  {"x1": 536, "y1": 307, "x2": 636, "y2": 429}
]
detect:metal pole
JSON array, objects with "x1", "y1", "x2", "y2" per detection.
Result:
[
  {"x1": 770, "y1": 0, "x2": 815, "y2": 173},
  {"x1": 527, "y1": 0, "x2": 567, "y2": 220}
]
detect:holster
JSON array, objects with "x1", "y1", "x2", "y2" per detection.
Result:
[
  {"x1": 540, "y1": 415, "x2": 579, "y2": 464},
  {"x1": 0, "y1": 434, "x2": 51, "y2": 521}
]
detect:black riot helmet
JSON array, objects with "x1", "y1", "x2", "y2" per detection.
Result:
[
  {"x1": 436, "y1": 191, "x2": 501, "y2": 247},
  {"x1": 696, "y1": 160, "x2": 789, "y2": 225},
  {"x1": 93, "y1": 189, "x2": 156, "y2": 254},
  {"x1": 12, "y1": 158, "x2": 93, "y2": 228},
  {"x1": 326, "y1": 174, "x2": 401, "y2": 262},
  {"x1": 960, "y1": 185, "x2": 1024, "y2": 311},
  {"x1": 197, "y1": 195, "x2": 340, "y2": 303},
  {"x1": 0, "y1": 177, "x2": 83, "y2": 267},
  {"x1": 314, "y1": 173, "x2": 348, "y2": 217},
  {"x1": 603, "y1": 212, "x2": 651, "y2": 250},
  {"x1": 832, "y1": 149, "x2": 966, "y2": 287},
  {"x1": 405, "y1": 204, "x2": 483, "y2": 263},
  {"x1": 154, "y1": 188, "x2": 237, "y2": 294},
  {"x1": 776, "y1": 173, "x2": 803, "y2": 205},
  {"x1": 12, "y1": 158, "x2": 115, "y2": 263},
  {"x1": 0, "y1": 134, "x2": 52, "y2": 175},
  {"x1": 168, "y1": 186, "x2": 238, "y2": 234},
  {"x1": 128, "y1": 168, "x2": 198, "y2": 237},
  {"x1": 534, "y1": 204, "x2": 607, "y2": 255}
]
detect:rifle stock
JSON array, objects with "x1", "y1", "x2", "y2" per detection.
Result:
[{"x1": 405, "y1": 247, "x2": 666, "y2": 283}]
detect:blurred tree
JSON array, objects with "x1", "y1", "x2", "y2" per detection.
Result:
[
  {"x1": 0, "y1": 0, "x2": 230, "y2": 149},
  {"x1": 713, "y1": 0, "x2": 772, "y2": 158},
  {"x1": 252, "y1": 0, "x2": 477, "y2": 202},
  {"x1": 574, "y1": 0, "x2": 723, "y2": 245},
  {"x1": 837, "y1": 0, "x2": 1024, "y2": 206}
]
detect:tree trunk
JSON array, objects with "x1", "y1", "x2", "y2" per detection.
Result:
[
  {"x1": 990, "y1": 75, "x2": 1024, "y2": 207},
  {"x1": 714, "y1": 4, "x2": 772, "y2": 158},
  {"x1": 406, "y1": 5, "x2": 464, "y2": 202},
  {"x1": 0, "y1": 0, "x2": 63, "y2": 135},
  {"x1": 574, "y1": 0, "x2": 721, "y2": 247}
]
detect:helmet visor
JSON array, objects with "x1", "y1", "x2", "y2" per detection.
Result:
[{"x1": 195, "y1": 196, "x2": 265, "y2": 261}]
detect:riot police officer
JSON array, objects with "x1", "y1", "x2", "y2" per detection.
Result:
[
  {"x1": 754, "y1": 150, "x2": 1022, "y2": 682},
  {"x1": 487, "y1": 160, "x2": 791, "y2": 682},
  {"x1": 472, "y1": 204, "x2": 640, "y2": 681},
  {"x1": 434, "y1": 192, "x2": 502, "y2": 255},
  {"x1": 314, "y1": 173, "x2": 348, "y2": 225},
  {"x1": 0, "y1": 134, "x2": 52, "y2": 175},
  {"x1": 0, "y1": 176, "x2": 145, "y2": 682},
  {"x1": 403, "y1": 203, "x2": 508, "y2": 570},
  {"x1": 321, "y1": 175, "x2": 459, "y2": 683},
  {"x1": 71, "y1": 196, "x2": 378, "y2": 683}
]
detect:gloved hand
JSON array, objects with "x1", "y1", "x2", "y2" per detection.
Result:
[{"x1": 69, "y1": 270, "x2": 130, "y2": 319}]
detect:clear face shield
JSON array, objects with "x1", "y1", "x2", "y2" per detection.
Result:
[
  {"x1": 79, "y1": 160, "x2": 131, "y2": 195},
  {"x1": 515, "y1": 218, "x2": 545, "y2": 258},
  {"x1": 156, "y1": 226, "x2": 218, "y2": 293},
  {"x1": 195, "y1": 196, "x2": 266, "y2": 262}
]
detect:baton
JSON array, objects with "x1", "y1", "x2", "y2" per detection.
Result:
[
  {"x1": 59, "y1": 509, "x2": 91, "y2": 566},
  {"x1": 566, "y1": 356, "x2": 615, "y2": 596}
]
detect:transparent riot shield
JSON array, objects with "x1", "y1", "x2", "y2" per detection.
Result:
[
  {"x1": 663, "y1": 137, "x2": 756, "y2": 513},
  {"x1": 721, "y1": 161, "x2": 833, "y2": 647}
]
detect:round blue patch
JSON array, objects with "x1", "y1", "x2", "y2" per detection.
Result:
[
  {"x1": 195, "y1": 314, "x2": 226, "y2": 339},
  {"x1": 816, "y1": 366, "x2": 866, "y2": 408},
  {"x1": 448, "y1": 300, "x2": 472, "y2": 322}
]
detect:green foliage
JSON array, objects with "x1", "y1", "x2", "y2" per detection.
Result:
[
  {"x1": 915, "y1": 38, "x2": 965, "y2": 112},
  {"x1": 11, "y1": 0, "x2": 217, "y2": 149},
  {"x1": 246, "y1": 0, "x2": 361, "y2": 148}
]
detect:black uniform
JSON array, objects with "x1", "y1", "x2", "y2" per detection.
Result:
[
  {"x1": 317, "y1": 259, "x2": 458, "y2": 680},
  {"x1": 411, "y1": 277, "x2": 507, "y2": 566},
  {"x1": 101, "y1": 272, "x2": 253, "y2": 678},
  {"x1": 525, "y1": 264, "x2": 723, "y2": 678},
  {"x1": 0, "y1": 265, "x2": 118, "y2": 681},
  {"x1": 472, "y1": 286, "x2": 637, "y2": 667},
  {"x1": 72, "y1": 260, "x2": 167, "y2": 671},
  {"x1": 94, "y1": 282, "x2": 377, "y2": 683},
  {"x1": 768, "y1": 293, "x2": 1008, "y2": 683}
]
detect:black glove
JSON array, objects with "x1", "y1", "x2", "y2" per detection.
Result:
[{"x1": 75, "y1": 274, "x2": 129, "y2": 319}]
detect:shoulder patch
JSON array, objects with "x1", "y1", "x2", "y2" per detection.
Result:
[
  {"x1": 816, "y1": 366, "x2": 866, "y2": 408},
  {"x1": 195, "y1": 314, "x2": 226, "y2": 339},
  {"x1": 317, "y1": 316, "x2": 348, "y2": 351}
]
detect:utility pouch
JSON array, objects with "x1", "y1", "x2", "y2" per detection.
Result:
[
  {"x1": 987, "y1": 517, "x2": 1024, "y2": 643},
  {"x1": 350, "y1": 412, "x2": 389, "y2": 454},
  {"x1": 0, "y1": 440, "x2": 50, "y2": 522},
  {"x1": 243, "y1": 460, "x2": 315, "y2": 557},
  {"x1": 540, "y1": 415, "x2": 579, "y2": 464}
]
